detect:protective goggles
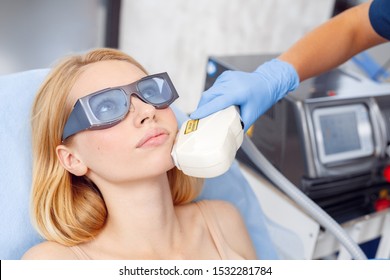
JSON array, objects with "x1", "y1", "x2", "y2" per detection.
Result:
[{"x1": 62, "y1": 72, "x2": 178, "y2": 141}]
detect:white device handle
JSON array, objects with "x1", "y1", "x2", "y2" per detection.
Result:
[{"x1": 171, "y1": 106, "x2": 244, "y2": 178}]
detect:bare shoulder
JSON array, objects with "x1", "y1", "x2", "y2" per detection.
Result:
[
  {"x1": 202, "y1": 200, "x2": 243, "y2": 225},
  {"x1": 198, "y1": 200, "x2": 242, "y2": 230},
  {"x1": 22, "y1": 241, "x2": 78, "y2": 260},
  {"x1": 177, "y1": 200, "x2": 239, "y2": 224},
  {"x1": 205, "y1": 199, "x2": 238, "y2": 212},
  {"x1": 203, "y1": 200, "x2": 258, "y2": 259}
]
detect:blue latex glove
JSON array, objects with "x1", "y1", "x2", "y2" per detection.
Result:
[{"x1": 190, "y1": 59, "x2": 299, "y2": 131}]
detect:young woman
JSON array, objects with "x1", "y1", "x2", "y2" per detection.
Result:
[{"x1": 22, "y1": 48, "x2": 257, "y2": 260}]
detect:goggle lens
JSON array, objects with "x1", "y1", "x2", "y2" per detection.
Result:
[
  {"x1": 137, "y1": 77, "x2": 173, "y2": 105},
  {"x1": 89, "y1": 89, "x2": 128, "y2": 122}
]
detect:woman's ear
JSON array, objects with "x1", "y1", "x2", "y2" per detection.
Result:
[{"x1": 56, "y1": 144, "x2": 88, "y2": 176}]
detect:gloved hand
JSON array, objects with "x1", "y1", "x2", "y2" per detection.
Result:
[{"x1": 190, "y1": 58, "x2": 299, "y2": 131}]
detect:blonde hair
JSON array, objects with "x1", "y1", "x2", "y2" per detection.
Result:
[{"x1": 31, "y1": 48, "x2": 203, "y2": 246}]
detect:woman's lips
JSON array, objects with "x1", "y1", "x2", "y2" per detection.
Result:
[{"x1": 136, "y1": 128, "x2": 170, "y2": 148}]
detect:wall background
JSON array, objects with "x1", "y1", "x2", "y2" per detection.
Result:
[
  {"x1": 119, "y1": 0, "x2": 334, "y2": 113},
  {"x1": 0, "y1": 0, "x2": 335, "y2": 113},
  {"x1": 0, "y1": 0, "x2": 106, "y2": 75}
]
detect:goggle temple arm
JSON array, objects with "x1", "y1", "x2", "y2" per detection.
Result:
[{"x1": 62, "y1": 101, "x2": 91, "y2": 141}]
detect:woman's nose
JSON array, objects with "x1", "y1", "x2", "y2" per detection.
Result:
[{"x1": 131, "y1": 96, "x2": 157, "y2": 127}]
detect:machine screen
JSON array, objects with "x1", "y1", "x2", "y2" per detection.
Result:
[
  {"x1": 313, "y1": 104, "x2": 374, "y2": 164},
  {"x1": 319, "y1": 112, "x2": 361, "y2": 155}
]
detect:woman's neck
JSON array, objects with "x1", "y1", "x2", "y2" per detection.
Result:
[{"x1": 87, "y1": 173, "x2": 185, "y2": 258}]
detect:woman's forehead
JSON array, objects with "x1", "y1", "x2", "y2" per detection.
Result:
[{"x1": 69, "y1": 60, "x2": 146, "y2": 102}]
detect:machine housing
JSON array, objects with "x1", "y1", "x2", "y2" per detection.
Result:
[{"x1": 205, "y1": 54, "x2": 390, "y2": 223}]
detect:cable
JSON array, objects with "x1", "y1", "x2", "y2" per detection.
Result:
[{"x1": 241, "y1": 135, "x2": 368, "y2": 260}]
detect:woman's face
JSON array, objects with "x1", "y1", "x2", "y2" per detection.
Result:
[{"x1": 62, "y1": 60, "x2": 178, "y2": 185}]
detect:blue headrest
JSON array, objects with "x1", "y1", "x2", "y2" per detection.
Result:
[
  {"x1": 0, "y1": 69, "x2": 49, "y2": 259},
  {"x1": 0, "y1": 69, "x2": 278, "y2": 259}
]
